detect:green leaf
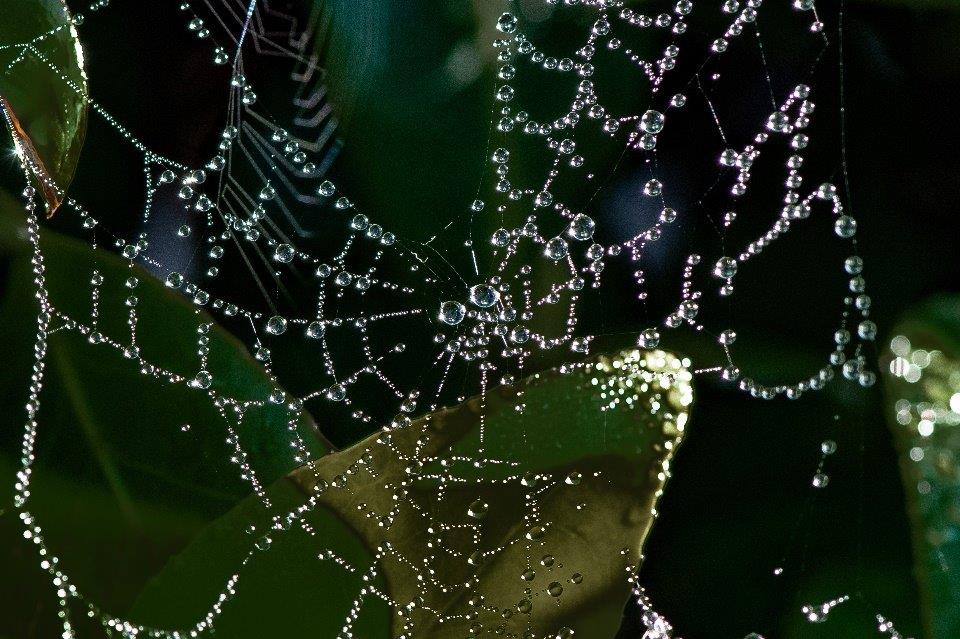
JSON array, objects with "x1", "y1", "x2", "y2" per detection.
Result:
[
  {"x1": 0, "y1": 193, "x2": 326, "y2": 610},
  {"x1": 881, "y1": 295, "x2": 960, "y2": 639},
  {"x1": 0, "y1": 0, "x2": 88, "y2": 211},
  {"x1": 128, "y1": 470, "x2": 392, "y2": 637},
  {"x1": 133, "y1": 349, "x2": 693, "y2": 638}
]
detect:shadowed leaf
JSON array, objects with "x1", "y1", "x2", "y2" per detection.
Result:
[
  {"x1": 0, "y1": 194, "x2": 326, "y2": 610},
  {"x1": 0, "y1": 0, "x2": 88, "y2": 213}
]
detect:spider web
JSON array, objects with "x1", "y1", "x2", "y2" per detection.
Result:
[{"x1": 0, "y1": 0, "x2": 899, "y2": 637}]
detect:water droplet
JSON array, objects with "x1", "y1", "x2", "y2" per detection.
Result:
[
  {"x1": 638, "y1": 328, "x2": 660, "y2": 349},
  {"x1": 274, "y1": 244, "x2": 295, "y2": 263},
  {"x1": 857, "y1": 320, "x2": 877, "y2": 341},
  {"x1": 640, "y1": 110, "x2": 665, "y2": 134},
  {"x1": 265, "y1": 315, "x2": 287, "y2": 335},
  {"x1": 713, "y1": 256, "x2": 738, "y2": 279},
  {"x1": 544, "y1": 237, "x2": 569, "y2": 261},
  {"x1": 439, "y1": 301, "x2": 467, "y2": 326},
  {"x1": 496, "y1": 85, "x2": 515, "y2": 102},
  {"x1": 306, "y1": 321, "x2": 326, "y2": 339},
  {"x1": 467, "y1": 499, "x2": 489, "y2": 519},
  {"x1": 326, "y1": 384, "x2": 346, "y2": 402},
  {"x1": 534, "y1": 191, "x2": 553, "y2": 208},
  {"x1": 192, "y1": 371, "x2": 212, "y2": 389},
  {"x1": 510, "y1": 327, "x2": 530, "y2": 344},
  {"x1": 317, "y1": 180, "x2": 336, "y2": 197},
  {"x1": 496, "y1": 12, "x2": 518, "y2": 33},
  {"x1": 469, "y1": 284, "x2": 499, "y2": 308},
  {"x1": 834, "y1": 215, "x2": 857, "y2": 238},
  {"x1": 766, "y1": 111, "x2": 790, "y2": 132},
  {"x1": 567, "y1": 213, "x2": 595, "y2": 241},
  {"x1": 719, "y1": 149, "x2": 739, "y2": 166}
]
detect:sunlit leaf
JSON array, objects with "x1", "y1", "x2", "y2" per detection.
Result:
[{"x1": 134, "y1": 348, "x2": 693, "y2": 638}]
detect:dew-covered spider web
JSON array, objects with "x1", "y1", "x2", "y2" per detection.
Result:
[{"x1": 0, "y1": 0, "x2": 911, "y2": 637}]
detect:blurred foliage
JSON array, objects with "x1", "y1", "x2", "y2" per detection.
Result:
[{"x1": 882, "y1": 297, "x2": 960, "y2": 639}]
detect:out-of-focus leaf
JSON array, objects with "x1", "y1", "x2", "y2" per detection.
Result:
[
  {"x1": 0, "y1": 195, "x2": 326, "y2": 609},
  {"x1": 135, "y1": 348, "x2": 693, "y2": 638},
  {"x1": 0, "y1": 0, "x2": 88, "y2": 212},
  {"x1": 881, "y1": 296, "x2": 960, "y2": 639}
]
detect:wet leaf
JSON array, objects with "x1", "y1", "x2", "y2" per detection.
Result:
[
  {"x1": 0, "y1": 0, "x2": 88, "y2": 214},
  {"x1": 134, "y1": 349, "x2": 693, "y2": 638},
  {"x1": 881, "y1": 296, "x2": 960, "y2": 639},
  {"x1": 0, "y1": 194, "x2": 326, "y2": 610}
]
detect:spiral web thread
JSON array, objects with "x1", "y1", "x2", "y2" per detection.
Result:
[{"x1": 0, "y1": 0, "x2": 900, "y2": 637}]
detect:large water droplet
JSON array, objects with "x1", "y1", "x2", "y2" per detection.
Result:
[
  {"x1": 496, "y1": 12, "x2": 518, "y2": 33},
  {"x1": 265, "y1": 315, "x2": 287, "y2": 335},
  {"x1": 567, "y1": 213, "x2": 595, "y2": 241},
  {"x1": 469, "y1": 284, "x2": 499, "y2": 308},
  {"x1": 640, "y1": 110, "x2": 665, "y2": 134},
  {"x1": 306, "y1": 321, "x2": 326, "y2": 339},
  {"x1": 713, "y1": 256, "x2": 738, "y2": 279},
  {"x1": 637, "y1": 328, "x2": 660, "y2": 349},
  {"x1": 274, "y1": 244, "x2": 295, "y2": 263},
  {"x1": 544, "y1": 237, "x2": 569, "y2": 261},
  {"x1": 439, "y1": 301, "x2": 467, "y2": 325},
  {"x1": 326, "y1": 384, "x2": 346, "y2": 402}
]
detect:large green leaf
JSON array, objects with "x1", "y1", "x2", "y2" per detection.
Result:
[
  {"x1": 0, "y1": 0, "x2": 88, "y2": 211},
  {"x1": 0, "y1": 192, "x2": 327, "y2": 612},
  {"x1": 134, "y1": 348, "x2": 693, "y2": 638},
  {"x1": 881, "y1": 296, "x2": 960, "y2": 639}
]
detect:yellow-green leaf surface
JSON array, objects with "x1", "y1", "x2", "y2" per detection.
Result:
[{"x1": 133, "y1": 349, "x2": 693, "y2": 638}]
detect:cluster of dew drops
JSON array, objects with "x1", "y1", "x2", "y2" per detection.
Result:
[{"x1": 430, "y1": 0, "x2": 879, "y2": 409}]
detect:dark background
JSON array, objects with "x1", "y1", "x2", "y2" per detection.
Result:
[{"x1": 2, "y1": 1, "x2": 959, "y2": 637}]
